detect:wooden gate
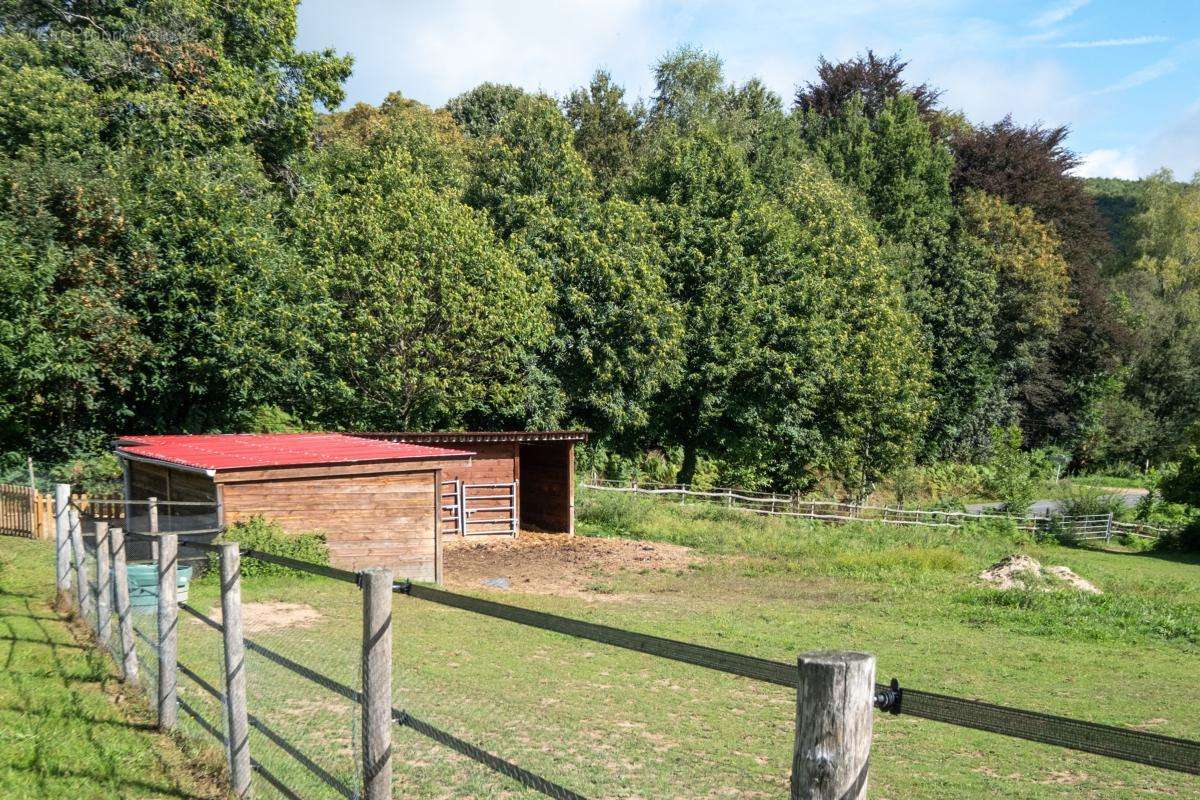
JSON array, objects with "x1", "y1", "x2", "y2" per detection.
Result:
[
  {"x1": 440, "y1": 479, "x2": 517, "y2": 537},
  {"x1": 0, "y1": 483, "x2": 54, "y2": 539}
]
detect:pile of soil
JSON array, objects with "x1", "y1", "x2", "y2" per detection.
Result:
[
  {"x1": 444, "y1": 532, "x2": 698, "y2": 598},
  {"x1": 979, "y1": 554, "x2": 1101, "y2": 594}
]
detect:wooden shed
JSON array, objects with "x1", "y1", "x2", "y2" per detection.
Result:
[
  {"x1": 115, "y1": 433, "x2": 473, "y2": 581},
  {"x1": 354, "y1": 431, "x2": 587, "y2": 536}
]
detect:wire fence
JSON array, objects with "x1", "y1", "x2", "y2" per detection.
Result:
[
  {"x1": 584, "y1": 478, "x2": 1175, "y2": 540},
  {"x1": 54, "y1": 492, "x2": 1199, "y2": 799}
]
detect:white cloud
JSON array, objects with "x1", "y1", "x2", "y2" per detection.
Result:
[
  {"x1": 922, "y1": 57, "x2": 1079, "y2": 128},
  {"x1": 1073, "y1": 148, "x2": 1142, "y2": 179},
  {"x1": 298, "y1": 0, "x2": 666, "y2": 107},
  {"x1": 1071, "y1": 98, "x2": 1200, "y2": 179},
  {"x1": 1094, "y1": 38, "x2": 1200, "y2": 95},
  {"x1": 1030, "y1": 0, "x2": 1092, "y2": 29},
  {"x1": 1057, "y1": 36, "x2": 1170, "y2": 49}
]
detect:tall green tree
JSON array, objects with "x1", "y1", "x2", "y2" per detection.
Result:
[
  {"x1": 951, "y1": 118, "x2": 1128, "y2": 453},
  {"x1": 1117, "y1": 171, "x2": 1200, "y2": 461},
  {"x1": 0, "y1": 0, "x2": 350, "y2": 455},
  {"x1": 562, "y1": 70, "x2": 641, "y2": 196},
  {"x1": 290, "y1": 99, "x2": 550, "y2": 431},
  {"x1": 465, "y1": 93, "x2": 683, "y2": 438}
]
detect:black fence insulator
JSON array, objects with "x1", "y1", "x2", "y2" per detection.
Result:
[
  {"x1": 874, "y1": 678, "x2": 902, "y2": 714},
  {"x1": 393, "y1": 579, "x2": 412, "y2": 595}
]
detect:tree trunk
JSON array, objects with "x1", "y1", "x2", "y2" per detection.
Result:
[{"x1": 677, "y1": 440, "x2": 698, "y2": 486}]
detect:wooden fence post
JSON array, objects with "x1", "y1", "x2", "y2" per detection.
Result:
[
  {"x1": 157, "y1": 533, "x2": 179, "y2": 731},
  {"x1": 68, "y1": 504, "x2": 89, "y2": 615},
  {"x1": 218, "y1": 542, "x2": 252, "y2": 798},
  {"x1": 26, "y1": 457, "x2": 36, "y2": 535},
  {"x1": 109, "y1": 527, "x2": 138, "y2": 685},
  {"x1": 148, "y1": 497, "x2": 159, "y2": 561},
  {"x1": 360, "y1": 567, "x2": 394, "y2": 800},
  {"x1": 54, "y1": 484, "x2": 71, "y2": 604},
  {"x1": 94, "y1": 521, "x2": 111, "y2": 648},
  {"x1": 791, "y1": 651, "x2": 875, "y2": 800}
]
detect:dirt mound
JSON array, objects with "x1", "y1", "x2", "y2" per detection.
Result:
[
  {"x1": 208, "y1": 601, "x2": 323, "y2": 633},
  {"x1": 444, "y1": 532, "x2": 698, "y2": 599},
  {"x1": 979, "y1": 554, "x2": 1101, "y2": 594}
]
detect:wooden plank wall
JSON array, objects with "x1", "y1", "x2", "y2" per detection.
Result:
[
  {"x1": 437, "y1": 443, "x2": 516, "y2": 485},
  {"x1": 519, "y1": 443, "x2": 574, "y2": 534},
  {"x1": 219, "y1": 467, "x2": 441, "y2": 581},
  {"x1": 126, "y1": 461, "x2": 218, "y2": 533}
]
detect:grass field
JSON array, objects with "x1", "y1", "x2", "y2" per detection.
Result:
[
  {"x1": 6, "y1": 490, "x2": 1200, "y2": 799},
  {"x1": 0, "y1": 538, "x2": 223, "y2": 800}
]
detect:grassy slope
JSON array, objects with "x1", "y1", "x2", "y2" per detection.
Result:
[
  {"x1": 167, "y1": 492, "x2": 1200, "y2": 799},
  {"x1": 0, "y1": 537, "x2": 223, "y2": 800}
]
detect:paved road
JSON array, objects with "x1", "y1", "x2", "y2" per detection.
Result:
[{"x1": 966, "y1": 488, "x2": 1148, "y2": 516}]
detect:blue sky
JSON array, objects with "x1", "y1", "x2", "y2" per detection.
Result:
[{"x1": 296, "y1": 1, "x2": 1200, "y2": 180}]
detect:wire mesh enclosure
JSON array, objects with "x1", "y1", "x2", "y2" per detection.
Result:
[{"x1": 52, "y1": 485, "x2": 1199, "y2": 800}]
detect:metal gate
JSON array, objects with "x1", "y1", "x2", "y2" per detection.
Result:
[{"x1": 440, "y1": 480, "x2": 517, "y2": 537}]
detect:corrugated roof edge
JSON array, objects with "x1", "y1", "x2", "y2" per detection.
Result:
[
  {"x1": 354, "y1": 430, "x2": 590, "y2": 444},
  {"x1": 113, "y1": 433, "x2": 474, "y2": 473}
]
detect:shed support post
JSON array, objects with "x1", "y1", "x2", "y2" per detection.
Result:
[
  {"x1": 94, "y1": 521, "x2": 111, "y2": 648},
  {"x1": 457, "y1": 480, "x2": 467, "y2": 536},
  {"x1": 157, "y1": 533, "x2": 179, "y2": 731},
  {"x1": 218, "y1": 542, "x2": 252, "y2": 798},
  {"x1": 54, "y1": 484, "x2": 71, "y2": 604},
  {"x1": 68, "y1": 504, "x2": 89, "y2": 616},
  {"x1": 791, "y1": 651, "x2": 875, "y2": 800},
  {"x1": 109, "y1": 527, "x2": 138, "y2": 685},
  {"x1": 148, "y1": 497, "x2": 159, "y2": 561},
  {"x1": 433, "y1": 469, "x2": 443, "y2": 583},
  {"x1": 360, "y1": 567, "x2": 393, "y2": 800}
]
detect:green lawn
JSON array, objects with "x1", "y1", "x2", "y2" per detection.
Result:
[
  {"x1": 7, "y1": 494, "x2": 1199, "y2": 800},
  {"x1": 0, "y1": 537, "x2": 224, "y2": 800},
  {"x1": 179, "y1": 491, "x2": 1199, "y2": 799}
]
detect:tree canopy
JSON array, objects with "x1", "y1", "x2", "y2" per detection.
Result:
[{"x1": 1, "y1": 11, "x2": 1195, "y2": 495}]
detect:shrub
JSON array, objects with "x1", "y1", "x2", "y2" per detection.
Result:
[
  {"x1": 1057, "y1": 482, "x2": 1127, "y2": 520},
  {"x1": 48, "y1": 451, "x2": 123, "y2": 495},
  {"x1": 216, "y1": 517, "x2": 330, "y2": 579},
  {"x1": 983, "y1": 427, "x2": 1038, "y2": 515},
  {"x1": 1153, "y1": 519, "x2": 1200, "y2": 553}
]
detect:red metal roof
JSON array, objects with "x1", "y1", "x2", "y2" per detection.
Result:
[
  {"x1": 115, "y1": 433, "x2": 473, "y2": 473},
  {"x1": 357, "y1": 430, "x2": 589, "y2": 444}
]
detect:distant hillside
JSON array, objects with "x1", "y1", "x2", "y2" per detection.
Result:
[{"x1": 1084, "y1": 177, "x2": 1143, "y2": 265}]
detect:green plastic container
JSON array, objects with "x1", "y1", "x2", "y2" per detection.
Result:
[{"x1": 127, "y1": 563, "x2": 193, "y2": 609}]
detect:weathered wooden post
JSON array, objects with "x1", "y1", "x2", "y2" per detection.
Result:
[
  {"x1": 68, "y1": 504, "x2": 89, "y2": 615},
  {"x1": 109, "y1": 526, "x2": 139, "y2": 685},
  {"x1": 54, "y1": 484, "x2": 71, "y2": 604},
  {"x1": 157, "y1": 533, "x2": 179, "y2": 731},
  {"x1": 791, "y1": 651, "x2": 875, "y2": 800},
  {"x1": 1105, "y1": 512, "x2": 1114, "y2": 544},
  {"x1": 148, "y1": 497, "x2": 160, "y2": 561},
  {"x1": 94, "y1": 521, "x2": 111, "y2": 648},
  {"x1": 218, "y1": 542, "x2": 252, "y2": 797},
  {"x1": 360, "y1": 567, "x2": 394, "y2": 800}
]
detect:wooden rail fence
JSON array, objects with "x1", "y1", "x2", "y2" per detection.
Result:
[
  {"x1": 584, "y1": 479, "x2": 1174, "y2": 540},
  {"x1": 0, "y1": 483, "x2": 54, "y2": 538},
  {"x1": 1, "y1": 488, "x2": 131, "y2": 540}
]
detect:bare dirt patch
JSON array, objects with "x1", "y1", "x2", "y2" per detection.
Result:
[
  {"x1": 208, "y1": 601, "x2": 322, "y2": 633},
  {"x1": 444, "y1": 532, "x2": 699, "y2": 599},
  {"x1": 979, "y1": 554, "x2": 1101, "y2": 594}
]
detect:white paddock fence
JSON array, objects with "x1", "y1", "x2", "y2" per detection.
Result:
[{"x1": 583, "y1": 479, "x2": 1172, "y2": 542}]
